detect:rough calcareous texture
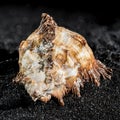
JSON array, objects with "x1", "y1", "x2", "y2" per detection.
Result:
[{"x1": 15, "y1": 13, "x2": 112, "y2": 105}]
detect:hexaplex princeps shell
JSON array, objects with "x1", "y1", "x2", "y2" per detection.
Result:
[{"x1": 14, "y1": 13, "x2": 112, "y2": 106}]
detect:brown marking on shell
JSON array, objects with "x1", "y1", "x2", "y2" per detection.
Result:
[
  {"x1": 51, "y1": 85, "x2": 67, "y2": 106},
  {"x1": 72, "y1": 34, "x2": 86, "y2": 46},
  {"x1": 38, "y1": 13, "x2": 57, "y2": 41},
  {"x1": 13, "y1": 72, "x2": 24, "y2": 83},
  {"x1": 66, "y1": 76, "x2": 77, "y2": 91},
  {"x1": 14, "y1": 13, "x2": 112, "y2": 106}
]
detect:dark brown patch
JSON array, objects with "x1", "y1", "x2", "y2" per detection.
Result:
[{"x1": 38, "y1": 13, "x2": 57, "y2": 41}]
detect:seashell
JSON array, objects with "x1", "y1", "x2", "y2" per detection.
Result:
[{"x1": 14, "y1": 13, "x2": 112, "y2": 106}]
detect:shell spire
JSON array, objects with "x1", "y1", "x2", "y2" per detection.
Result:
[
  {"x1": 37, "y1": 13, "x2": 57, "y2": 41},
  {"x1": 14, "y1": 13, "x2": 112, "y2": 106}
]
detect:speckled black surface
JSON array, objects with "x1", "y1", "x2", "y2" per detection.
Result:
[{"x1": 0, "y1": 5, "x2": 120, "y2": 120}]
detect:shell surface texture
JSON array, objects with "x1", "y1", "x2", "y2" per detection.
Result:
[{"x1": 14, "y1": 13, "x2": 112, "y2": 106}]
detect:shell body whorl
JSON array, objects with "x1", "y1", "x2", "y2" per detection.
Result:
[{"x1": 15, "y1": 13, "x2": 112, "y2": 105}]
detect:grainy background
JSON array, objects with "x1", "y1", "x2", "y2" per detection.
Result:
[{"x1": 0, "y1": 1, "x2": 120, "y2": 120}]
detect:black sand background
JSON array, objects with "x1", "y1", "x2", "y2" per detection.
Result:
[{"x1": 0, "y1": 2, "x2": 120, "y2": 120}]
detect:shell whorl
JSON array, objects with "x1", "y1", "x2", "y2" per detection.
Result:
[{"x1": 38, "y1": 13, "x2": 57, "y2": 41}]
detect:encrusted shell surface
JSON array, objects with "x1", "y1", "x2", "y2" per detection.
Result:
[{"x1": 15, "y1": 13, "x2": 112, "y2": 105}]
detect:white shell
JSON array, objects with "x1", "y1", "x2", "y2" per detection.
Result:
[{"x1": 15, "y1": 13, "x2": 112, "y2": 105}]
